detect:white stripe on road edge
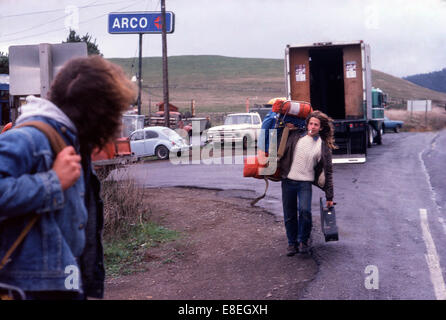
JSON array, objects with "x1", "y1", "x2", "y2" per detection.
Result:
[
  {"x1": 419, "y1": 208, "x2": 446, "y2": 300},
  {"x1": 438, "y1": 217, "x2": 446, "y2": 236}
]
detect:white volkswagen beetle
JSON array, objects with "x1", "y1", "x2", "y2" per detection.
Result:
[{"x1": 129, "y1": 126, "x2": 190, "y2": 160}]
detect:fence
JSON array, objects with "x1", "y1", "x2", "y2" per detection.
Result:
[{"x1": 407, "y1": 100, "x2": 432, "y2": 112}]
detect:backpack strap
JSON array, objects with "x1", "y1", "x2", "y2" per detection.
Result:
[
  {"x1": 0, "y1": 121, "x2": 68, "y2": 271},
  {"x1": 277, "y1": 126, "x2": 290, "y2": 159},
  {"x1": 14, "y1": 121, "x2": 67, "y2": 154},
  {"x1": 0, "y1": 215, "x2": 40, "y2": 271},
  {"x1": 250, "y1": 125, "x2": 292, "y2": 207},
  {"x1": 250, "y1": 177, "x2": 269, "y2": 207}
]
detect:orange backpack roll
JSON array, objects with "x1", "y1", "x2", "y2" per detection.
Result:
[
  {"x1": 1, "y1": 122, "x2": 13, "y2": 134},
  {"x1": 243, "y1": 150, "x2": 281, "y2": 206},
  {"x1": 272, "y1": 100, "x2": 313, "y2": 119},
  {"x1": 243, "y1": 150, "x2": 281, "y2": 181}
]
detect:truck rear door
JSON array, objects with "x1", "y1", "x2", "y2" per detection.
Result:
[{"x1": 285, "y1": 46, "x2": 311, "y2": 103}]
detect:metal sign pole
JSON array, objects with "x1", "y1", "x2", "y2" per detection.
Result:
[
  {"x1": 161, "y1": 0, "x2": 170, "y2": 128},
  {"x1": 39, "y1": 44, "x2": 53, "y2": 99},
  {"x1": 138, "y1": 33, "x2": 143, "y2": 115}
]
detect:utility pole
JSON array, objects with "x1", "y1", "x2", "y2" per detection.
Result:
[
  {"x1": 138, "y1": 33, "x2": 142, "y2": 115},
  {"x1": 161, "y1": 0, "x2": 170, "y2": 128}
]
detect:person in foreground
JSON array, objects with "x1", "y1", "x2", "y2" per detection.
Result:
[
  {"x1": 279, "y1": 110, "x2": 335, "y2": 256},
  {"x1": 0, "y1": 55, "x2": 135, "y2": 299}
]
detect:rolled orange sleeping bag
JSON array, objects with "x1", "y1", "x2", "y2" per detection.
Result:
[
  {"x1": 243, "y1": 156, "x2": 261, "y2": 178},
  {"x1": 272, "y1": 100, "x2": 313, "y2": 119},
  {"x1": 1, "y1": 122, "x2": 13, "y2": 133},
  {"x1": 243, "y1": 150, "x2": 280, "y2": 180}
]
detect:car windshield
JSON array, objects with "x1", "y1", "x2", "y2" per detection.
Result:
[{"x1": 224, "y1": 115, "x2": 251, "y2": 125}]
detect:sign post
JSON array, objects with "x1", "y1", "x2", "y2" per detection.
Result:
[
  {"x1": 108, "y1": 11, "x2": 175, "y2": 117},
  {"x1": 161, "y1": 0, "x2": 170, "y2": 128},
  {"x1": 138, "y1": 33, "x2": 142, "y2": 115}
]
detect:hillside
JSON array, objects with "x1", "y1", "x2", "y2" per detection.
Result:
[
  {"x1": 109, "y1": 55, "x2": 446, "y2": 114},
  {"x1": 109, "y1": 55, "x2": 285, "y2": 114},
  {"x1": 403, "y1": 68, "x2": 446, "y2": 94},
  {"x1": 372, "y1": 69, "x2": 446, "y2": 106}
]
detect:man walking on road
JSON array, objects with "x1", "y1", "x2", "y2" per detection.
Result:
[{"x1": 279, "y1": 111, "x2": 335, "y2": 256}]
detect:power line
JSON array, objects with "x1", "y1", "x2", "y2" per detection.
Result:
[
  {"x1": 0, "y1": 0, "x2": 145, "y2": 44},
  {"x1": 1, "y1": 12, "x2": 70, "y2": 38},
  {"x1": 80, "y1": 0, "x2": 143, "y2": 24},
  {"x1": 0, "y1": 0, "x2": 138, "y2": 19},
  {"x1": 1, "y1": 0, "x2": 116, "y2": 39}
]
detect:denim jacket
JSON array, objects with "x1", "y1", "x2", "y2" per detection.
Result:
[{"x1": 0, "y1": 114, "x2": 103, "y2": 297}]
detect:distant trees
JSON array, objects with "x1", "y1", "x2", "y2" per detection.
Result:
[
  {"x1": 404, "y1": 68, "x2": 446, "y2": 94},
  {"x1": 64, "y1": 29, "x2": 102, "y2": 56},
  {"x1": 0, "y1": 52, "x2": 9, "y2": 74}
]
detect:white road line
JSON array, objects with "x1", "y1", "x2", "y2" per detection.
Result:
[
  {"x1": 438, "y1": 217, "x2": 446, "y2": 236},
  {"x1": 419, "y1": 208, "x2": 446, "y2": 300},
  {"x1": 418, "y1": 140, "x2": 442, "y2": 213}
]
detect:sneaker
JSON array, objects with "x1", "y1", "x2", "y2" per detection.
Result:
[
  {"x1": 286, "y1": 245, "x2": 299, "y2": 256},
  {"x1": 298, "y1": 242, "x2": 311, "y2": 255}
]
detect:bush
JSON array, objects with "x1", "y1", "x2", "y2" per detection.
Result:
[
  {"x1": 98, "y1": 173, "x2": 180, "y2": 276},
  {"x1": 100, "y1": 176, "x2": 151, "y2": 237},
  {"x1": 385, "y1": 106, "x2": 446, "y2": 132}
]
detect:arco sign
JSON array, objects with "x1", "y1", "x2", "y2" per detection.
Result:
[{"x1": 108, "y1": 12, "x2": 175, "y2": 34}]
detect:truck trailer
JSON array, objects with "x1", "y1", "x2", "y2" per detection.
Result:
[{"x1": 285, "y1": 41, "x2": 385, "y2": 163}]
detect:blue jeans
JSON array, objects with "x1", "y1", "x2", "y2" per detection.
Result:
[{"x1": 281, "y1": 179, "x2": 313, "y2": 246}]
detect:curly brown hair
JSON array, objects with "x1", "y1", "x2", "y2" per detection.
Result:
[
  {"x1": 305, "y1": 110, "x2": 338, "y2": 150},
  {"x1": 49, "y1": 55, "x2": 136, "y2": 153}
]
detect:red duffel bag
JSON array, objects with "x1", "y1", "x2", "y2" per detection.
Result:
[{"x1": 272, "y1": 99, "x2": 313, "y2": 119}]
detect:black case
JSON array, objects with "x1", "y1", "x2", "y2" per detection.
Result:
[{"x1": 320, "y1": 197, "x2": 339, "y2": 242}]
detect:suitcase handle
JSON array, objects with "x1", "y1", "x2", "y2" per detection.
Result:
[{"x1": 320, "y1": 197, "x2": 337, "y2": 210}]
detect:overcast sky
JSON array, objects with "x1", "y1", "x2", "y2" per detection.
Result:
[{"x1": 1, "y1": 0, "x2": 445, "y2": 77}]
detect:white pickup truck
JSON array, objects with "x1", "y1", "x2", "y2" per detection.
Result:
[{"x1": 206, "y1": 112, "x2": 262, "y2": 149}]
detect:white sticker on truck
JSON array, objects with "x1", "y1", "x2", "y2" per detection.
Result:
[
  {"x1": 346, "y1": 61, "x2": 357, "y2": 78},
  {"x1": 295, "y1": 64, "x2": 306, "y2": 82}
]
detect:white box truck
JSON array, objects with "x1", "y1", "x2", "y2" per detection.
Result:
[{"x1": 285, "y1": 41, "x2": 385, "y2": 163}]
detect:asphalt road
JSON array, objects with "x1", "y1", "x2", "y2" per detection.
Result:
[{"x1": 115, "y1": 129, "x2": 446, "y2": 300}]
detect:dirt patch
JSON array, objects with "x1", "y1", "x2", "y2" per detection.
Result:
[{"x1": 104, "y1": 187, "x2": 318, "y2": 300}]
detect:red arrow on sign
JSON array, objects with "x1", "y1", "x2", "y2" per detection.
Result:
[{"x1": 154, "y1": 16, "x2": 162, "y2": 29}]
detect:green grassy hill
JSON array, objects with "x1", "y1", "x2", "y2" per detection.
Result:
[
  {"x1": 109, "y1": 55, "x2": 285, "y2": 114},
  {"x1": 110, "y1": 55, "x2": 284, "y2": 83},
  {"x1": 109, "y1": 55, "x2": 446, "y2": 114}
]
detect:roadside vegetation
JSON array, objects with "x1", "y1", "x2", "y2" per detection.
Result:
[
  {"x1": 99, "y1": 174, "x2": 179, "y2": 276},
  {"x1": 385, "y1": 105, "x2": 446, "y2": 132}
]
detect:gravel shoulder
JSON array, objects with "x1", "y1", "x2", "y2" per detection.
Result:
[{"x1": 104, "y1": 187, "x2": 318, "y2": 300}]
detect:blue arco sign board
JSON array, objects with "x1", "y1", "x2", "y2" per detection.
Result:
[{"x1": 108, "y1": 11, "x2": 175, "y2": 34}]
